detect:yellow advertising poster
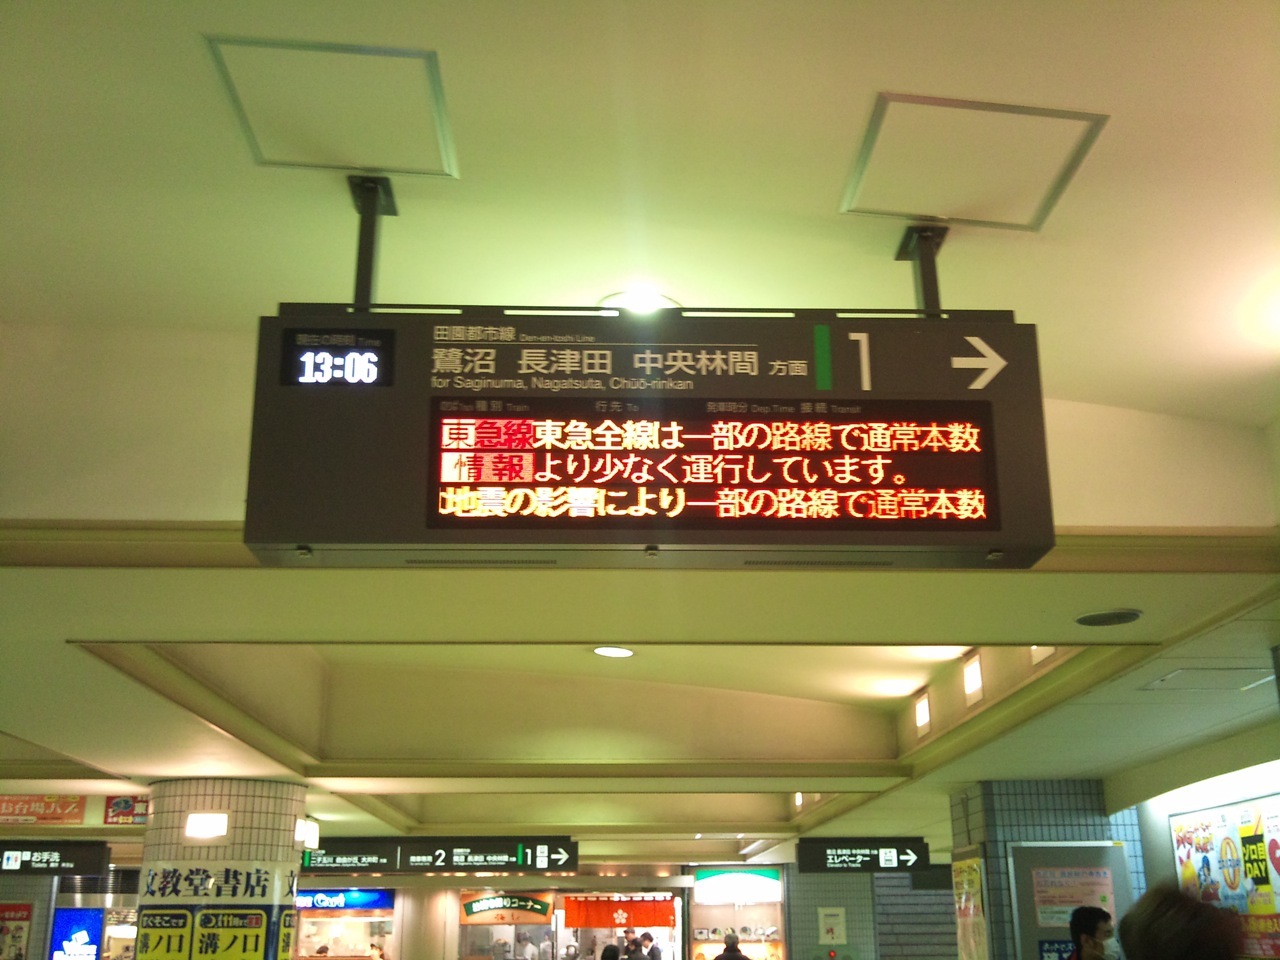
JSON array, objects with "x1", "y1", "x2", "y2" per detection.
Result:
[
  {"x1": 952, "y1": 858, "x2": 989, "y2": 960},
  {"x1": 136, "y1": 907, "x2": 195, "y2": 960},
  {"x1": 194, "y1": 909, "x2": 269, "y2": 960},
  {"x1": 276, "y1": 909, "x2": 295, "y2": 960},
  {"x1": 1170, "y1": 794, "x2": 1280, "y2": 958}
]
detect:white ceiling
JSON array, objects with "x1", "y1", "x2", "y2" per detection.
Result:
[{"x1": 0, "y1": 0, "x2": 1278, "y2": 873}]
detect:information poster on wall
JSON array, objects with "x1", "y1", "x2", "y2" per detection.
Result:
[
  {"x1": 1169, "y1": 793, "x2": 1280, "y2": 958},
  {"x1": 0, "y1": 904, "x2": 32, "y2": 960},
  {"x1": 1030, "y1": 868, "x2": 1115, "y2": 926},
  {"x1": 817, "y1": 907, "x2": 846, "y2": 945},
  {"x1": 952, "y1": 858, "x2": 989, "y2": 960}
]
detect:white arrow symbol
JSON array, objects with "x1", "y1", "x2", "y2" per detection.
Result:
[
  {"x1": 951, "y1": 336, "x2": 1007, "y2": 389},
  {"x1": 901, "y1": 848, "x2": 918, "y2": 866},
  {"x1": 553, "y1": 848, "x2": 570, "y2": 864}
]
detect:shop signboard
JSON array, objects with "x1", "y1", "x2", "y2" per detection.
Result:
[
  {"x1": 246, "y1": 305, "x2": 1053, "y2": 569},
  {"x1": 1, "y1": 842, "x2": 109, "y2": 876},
  {"x1": 1170, "y1": 793, "x2": 1280, "y2": 958},
  {"x1": 459, "y1": 892, "x2": 554, "y2": 925},
  {"x1": 797, "y1": 837, "x2": 929, "y2": 872},
  {"x1": 294, "y1": 890, "x2": 395, "y2": 911},
  {"x1": 0, "y1": 795, "x2": 85, "y2": 826}
]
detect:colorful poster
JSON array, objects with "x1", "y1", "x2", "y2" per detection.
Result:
[
  {"x1": 0, "y1": 795, "x2": 85, "y2": 826},
  {"x1": 1170, "y1": 794, "x2": 1280, "y2": 959},
  {"x1": 193, "y1": 909, "x2": 268, "y2": 960},
  {"x1": 1030, "y1": 867, "x2": 1115, "y2": 926},
  {"x1": 103, "y1": 797, "x2": 149, "y2": 826},
  {"x1": 0, "y1": 904, "x2": 32, "y2": 960},
  {"x1": 953, "y1": 858, "x2": 990, "y2": 960}
]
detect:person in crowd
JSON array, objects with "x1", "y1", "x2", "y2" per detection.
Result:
[
  {"x1": 540, "y1": 932, "x2": 554, "y2": 960},
  {"x1": 640, "y1": 933, "x2": 661, "y2": 960},
  {"x1": 624, "y1": 939, "x2": 645, "y2": 960},
  {"x1": 1118, "y1": 884, "x2": 1244, "y2": 960},
  {"x1": 712, "y1": 933, "x2": 744, "y2": 960},
  {"x1": 1067, "y1": 906, "x2": 1115, "y2": 960},
  {"x1": 601, "y1": 946, "x2": 620, "y2": 960},
  {"x1": 369, "y1": 945, "x2": 388, "y2": 960},
  {"x1": 517, "y1": 933, "x2": 538, "y2": 960}
]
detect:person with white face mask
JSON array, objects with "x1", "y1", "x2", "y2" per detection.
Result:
[{"x1": 1068, "y1": 906, "x2": 1116, "y2": 960}]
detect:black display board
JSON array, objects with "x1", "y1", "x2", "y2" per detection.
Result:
[
  {"x1": 300, "y1": 836, "x2": 577, "y2": 874},
  {"x1": 0, "y1": 840, "x2": 110, "y2": 875},
  {"x1": 246, "y1": 305, "x2": 1054, "y2": 568},
  {"x1": 797, "y1": 836, "x2": 930, "y2": 872}
]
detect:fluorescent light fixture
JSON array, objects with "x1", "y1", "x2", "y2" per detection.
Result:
[
  {"x1": 185, "y1": 811, "x2": 228, "y2": 839},
  {"x1": 593, "y1": 646, "x2": 634, "y2": 658},
  {"x1": 794, "y1": 791, "x2": 804, "y2": 807},
  {"x1": 295, "y1": 817, "x2": 320, "y2": 849},
  {"x1": 914, "y1": 692, "x2": 931, "y2": 734},
  {"x1": 105, "y1": 926, "x2": 137, "y2": 940},
  {"x1": 597, "y1": 284, "x2": 681, "y2": 314},
  {"x1": 963, "y1": 653, "x2": 984, "y2": 705}
]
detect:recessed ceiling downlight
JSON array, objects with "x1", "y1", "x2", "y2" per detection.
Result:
[
  {"x1": 594, "y1": 646, "x2": 634, "y2": 658},
  {"x1": 1075, "y1": 609, "x2": 1142, "y2": 627}
]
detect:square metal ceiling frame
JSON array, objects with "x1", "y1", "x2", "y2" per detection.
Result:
[
  {"x1": 840, "y1": 92, "x2": 1109, "y2": 231},
  {"x1": 206, "y1": 35, "x2": 459, "y2": 178}
]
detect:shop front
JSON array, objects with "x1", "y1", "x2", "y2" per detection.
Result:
[
  {"x1": 687, "y1": 869, "x2": 784, "y2": 960},
  {"x1": 294, "y1": 890, "x2": 396, "y2": 960}
]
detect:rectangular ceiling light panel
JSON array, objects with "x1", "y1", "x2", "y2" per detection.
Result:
[
  {"x1": 208, "y1": 36, "x2": 458, "y2": 177},
  {"x1": 842, "y1": 93, "x2": 1107, "y2": 231}
]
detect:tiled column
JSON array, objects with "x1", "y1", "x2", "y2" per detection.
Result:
[
  {"x1": 137, "y1": 779, "x2": 307, "y2": 960},
  {"x1": 949, "y1": 780, "x2": 1146, "y2": 960}
]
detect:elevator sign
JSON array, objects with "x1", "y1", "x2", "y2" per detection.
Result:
[
  {"x1": 246, "y1": 305, "x2": 1053, "y2": 568},
  {"x1": 797, "y1": 837, "x2": 930, "y2": 872}
]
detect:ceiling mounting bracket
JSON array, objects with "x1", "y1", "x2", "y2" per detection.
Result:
[
  {"x1": 894, "y1": 224, "x2": 949, "y2": 316},
  {"x1": 348, "y1": 175, "x2": 398, "y2": 310}
]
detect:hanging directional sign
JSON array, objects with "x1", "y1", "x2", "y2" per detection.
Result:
[
  {"x1": 797, "y1": 837, "x2": 930, "y2": 872},
  {"x1": 246, "y1": 304, "x2": 1053, "y2": 568},
  {"x1": 0, "y1": 841, "x2": 110, "y2": 876},
  {"x1": 299, "y1": 836, "x2": 577, "y2": 875},
  {"x1": 400, "y1": 836, "x2": 577, "y2": 873}
]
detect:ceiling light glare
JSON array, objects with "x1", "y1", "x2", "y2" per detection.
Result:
[
  {"x1": 914, "y1": 693, "x2": 931, "y2": 734},
  {"x1": 185, "y1": 812, "x2": 228, "y2": 839},
  {"x1": 794, "y1": 792, "x2": 804, "y2": 807},
  {"x1": 1239, "y1": 268, "x2": 1280, "y2": 349},
  {"x1": 597, "y1": 283, "x2": 681, "y2": 314},
  {"x1": 593, "y1": 645, "x2": 634, "y2": 658},
  {"x1": 295, "y1": 817, "x2": 320, "y2": 849},
  {"x1": 963, "y1": 654, "x2": 984, "y2": 705}
]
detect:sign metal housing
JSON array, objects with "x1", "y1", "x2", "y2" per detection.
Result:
[{"x1": 246, "y1": 304, "x2": 1054, "y2": 568}]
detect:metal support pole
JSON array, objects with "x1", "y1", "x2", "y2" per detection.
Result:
[
  {"x1": 348, "y1": 175, "x2": 398, "y2": 309},
  {"x1": 1272, "y1": 645, "x2": 1279, "y2": 707},
  {"x1": 895, "y1": 224, "x2": 949, "y2": 315}
]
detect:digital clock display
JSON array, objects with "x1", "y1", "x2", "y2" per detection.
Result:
[{"x1": 280, "y1": 328, "x2": 394, "y2": 386}]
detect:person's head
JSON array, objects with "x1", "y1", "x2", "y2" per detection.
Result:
[
  {"x1": 316, "y1": 948, "x2": 329, "y2": 956},
  {"x1": 724, "y1": 934, "x2": 739, "y2": 950},
  {"x1": 1069, "y1": 906, "x2": 1114, "y2": 960},
  {"x1": 1118, "y1": 885, "x2": 1243, "y2": 960},
  {"x1": 640, "y1": 936, "x2": 653, "y2": 948},
  {"x1": 623, "y1": 930, "x2": 635, "y2": 940},
  {"x1": 601, "y1": 946, "x2": 620, "y2": 960},
  {"x1": 517, "y1": 935, "x2": 529, "y2": 944},
  {"x1": 628, "y1": 940, "x2": 642, "y2": 954}
]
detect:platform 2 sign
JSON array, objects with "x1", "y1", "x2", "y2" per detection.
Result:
[
  {"x1": 797, "y1": 837, "x2": 930, "y2": 872},
  {"x1": 246, "y1": 305, "x2": 1053, "y2": 568}
]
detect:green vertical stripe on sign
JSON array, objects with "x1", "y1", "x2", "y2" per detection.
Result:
[{"x1": 814, "y1": 324, "x2": 832, "y2": 390}]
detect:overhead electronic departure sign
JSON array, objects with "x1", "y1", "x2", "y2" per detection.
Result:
[{"x1": 246, "y1": 305, "x2": 1053, "y2": 568}]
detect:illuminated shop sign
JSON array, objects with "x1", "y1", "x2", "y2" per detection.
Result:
[
  {"x1": 294, "y1": 890, "x2": 395, "y2": 911},
  {"x1": 246, "y1": 306, "x2": 1053, "y2": 568},
  {"x1": 49, "y1": 909, "x2": 103, "y2": 960}
]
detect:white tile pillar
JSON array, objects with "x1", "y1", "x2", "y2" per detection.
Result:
[{"x1": 137, "y1": 779, "x2": 308, "y2": 960}]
